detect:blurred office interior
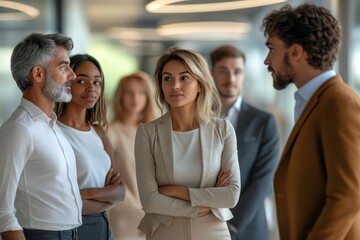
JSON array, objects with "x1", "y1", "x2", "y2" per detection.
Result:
[{"x1": 0, "y1": 1, "x2": 359, "y2": 239}]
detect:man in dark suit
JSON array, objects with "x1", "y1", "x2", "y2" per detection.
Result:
[
  {"x1": 210, "y1": 45, "x2": 280, "y2": 240},
  {"x1": 262, "y1": 3, "x2": 360, "y2": 239}
]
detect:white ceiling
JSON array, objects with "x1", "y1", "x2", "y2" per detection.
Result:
[
  {"x1": 86, "y1": 0, "x2": 146, "y2": 31},
  {"x1": 0, "y1": 0, "x2": 314, "y2": 48},
  {"x1": 82, "y1": 0, "x2": 280, "y2": 47}
]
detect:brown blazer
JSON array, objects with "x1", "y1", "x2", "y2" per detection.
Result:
[{"x1": 274, "y1": 75, "x2": 360, "y2": 240}]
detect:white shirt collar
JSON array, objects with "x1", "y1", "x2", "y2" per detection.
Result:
[
  {"x1": 296, "y1": 70, "x2": 336, "y2": 102},
  {"x1": 20, "y1": 98, "x2": 58, "y2": 126},
  {"x1": 293, "y1": 70, "x2": 336, "y2": 122},
  {"x1": 226, "y1": 96, "x2": 242, "y2": 127}
]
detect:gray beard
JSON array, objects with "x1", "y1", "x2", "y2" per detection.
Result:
[{"x1": 43, "y1": 73, "x2": 72, "y2": 102}]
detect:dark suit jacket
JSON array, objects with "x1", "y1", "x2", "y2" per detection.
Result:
[
  {"x1": 229, "y1": 100, "x2": 280, "y2": 240},
  {"x1": 275, "y1": 75, "x2": 360, "y2": 240}
]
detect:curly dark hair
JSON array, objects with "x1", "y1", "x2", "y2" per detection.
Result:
[{"x1": 261, "y1": 3, "x2": 342, "y2": 70}]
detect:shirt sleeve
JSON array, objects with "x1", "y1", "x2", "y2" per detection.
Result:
[
  {"x1": 189, "y1": 119, "x2": 241, "y2": 209},
  {"x1": 0, "y1": 123, "x2": 32, "y2": 232}
]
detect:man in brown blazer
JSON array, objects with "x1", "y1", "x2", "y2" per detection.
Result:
[{"x1": 262, "y1": 3, "x2": 360, "y2": 240}]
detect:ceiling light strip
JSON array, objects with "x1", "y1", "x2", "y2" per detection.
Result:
[
  {"x1": 0, "y1": 0, "x2": 39, "y2": 20},
  {"x1": 147, "y1": 0, "x2": 286, "y2": 13},
  {"x1": 157, "y1": 22, "x2": 251, "y2": 36}
]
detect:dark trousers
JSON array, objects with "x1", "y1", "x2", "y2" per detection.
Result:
[
  {"x1": 23, "y1": 228, "x2": 78, "y2": 240},
  {"x1": 78, "y1": 212, "x2": 112, "y2": 240}
]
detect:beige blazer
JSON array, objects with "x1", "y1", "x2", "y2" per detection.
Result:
[
  {"x1": 274, "y1": 75, "x2": 360, "y2": 240},
  {"x1": 134, "y1": 112, "x2": 241, "y2": 235}
]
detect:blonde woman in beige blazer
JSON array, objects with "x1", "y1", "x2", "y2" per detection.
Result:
[{"x1": 135, "y1": 47, "x2": 241, "y2": 240}]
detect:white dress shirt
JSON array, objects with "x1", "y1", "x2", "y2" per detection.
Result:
[
  {"x1": 58, "y1": 122, "x2": 111, "y2": 189},
  {"x1": 224, "y1": 96, "x2": 242, "y2": 127},
  {"x1": 0, "y1": 98, "x2": 82, "y2": 233},
  {"x1": 294, "y1": 70, "x2": 336, "y2": 122}
]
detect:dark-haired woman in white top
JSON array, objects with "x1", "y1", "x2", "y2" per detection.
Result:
[{"x1": 55, "y1": 54, "x2": 125, "y2": 240}]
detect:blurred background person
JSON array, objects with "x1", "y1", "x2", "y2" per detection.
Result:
[
  {"x1": 55, "y1": 54, "x2": 125, "y2": 240},
  {"x1": 210, "y1": 45, "x2": 279, "y2": 240},
  {"x1": 107, "y1": 71, "x2": 159, "y2": 240}
]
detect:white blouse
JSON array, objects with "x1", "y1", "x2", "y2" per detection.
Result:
[
  {"x1": 172, "y1": 129, "x2": 202, "y2": 188},
  {"x1": 58, "y1": 123, "x2": 111, "y2": 189}
]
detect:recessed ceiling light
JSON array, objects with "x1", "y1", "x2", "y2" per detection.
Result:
[
  {"x1": 107, "y1": 27, "x2": 163, "y2": 41},
  {"x1": 146, "y1": 0, "x2": 287, "y2": 13},
  {"x1": 108, "y1": 21, "x2": 252, "y2": 42},
  {"x1": 157, "y1": 21, "x2": 251, "y2": 41},
  {"x1": 0, "y1": 0, "x2": 39, "y2": 20}
]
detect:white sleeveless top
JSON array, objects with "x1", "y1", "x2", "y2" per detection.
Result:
[
  {"x1": 58, "y1": 122, "x2": 111, "y2": 189},
  {"x1": 172, "y1": 129, "x2": 202, "y2": 188}
]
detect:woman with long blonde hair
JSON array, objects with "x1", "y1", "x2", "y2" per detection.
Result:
[{"x1": 135, "y1": 47, "x2": 240, "y2": 240}]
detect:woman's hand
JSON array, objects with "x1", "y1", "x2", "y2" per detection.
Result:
[
  {"x1": 80, "y1": 188, "x2": 93, "y2": 200},
  {"x1": 198, "y1": 206, "x2": 211, "y2": 214},
  {"x1": 158, "y1": 185, "x2": 173, "y2": 196},
  {"x1": 158, "y1": 185, "x2": 190, "y2": 201},
  {"x1": 216, "y1": 169, "x2": 232, "y2": 187},
  {"x1": 105, "y1": 167, "x2": 121, "y2": 186}
]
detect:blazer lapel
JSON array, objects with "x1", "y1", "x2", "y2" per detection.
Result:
[
  {"x1": 235, "y1": 101, "x2": 250, "y2": 138},
  {"x1": 157, "y1": 112, "x2": 175, "y2": 184},
  {"x1": 199, "y1": 121, "x2": 214, "y2": 188},
  {"x1": 280, "y1": 77, "x2": 339, "y2": 163}
]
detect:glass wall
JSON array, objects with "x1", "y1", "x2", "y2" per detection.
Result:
[
  {"x1": 351, "y1": 0, "x2": 360, "y2": 93},
  {"x1": 0, "y1": 0, "x2": 57, "y2": 124},
  {"x1": 0, "y1": 1, "x2": 359, "y2": 239},
  {"x1": 1, "y1": 0, "x2": 357, "y2": 128}
]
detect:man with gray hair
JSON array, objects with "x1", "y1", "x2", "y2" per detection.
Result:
[{"x1": 0, "y1": 33, "x2": 82, "y2": 240}]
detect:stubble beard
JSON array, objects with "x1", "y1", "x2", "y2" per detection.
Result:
[
  {"x1": 219, "y1": 91, "x2": 239, "y2": 101},
  {"x1": 272, "y1": 54, "x2": 294, "y2": 90},
  {"x1": 218, "y1": 84, "x2": 240, "y2": 99}
]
